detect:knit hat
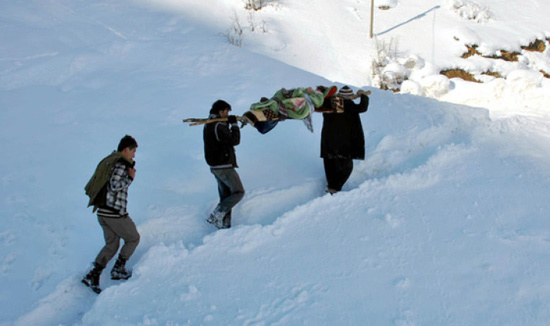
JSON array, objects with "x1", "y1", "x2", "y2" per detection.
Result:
[
  {"x1": 210, "y1": 100, "x2": 231, "y2": 114},
  {"x1": 338, "y1": 86, "x2": 354, "y2": 99}
]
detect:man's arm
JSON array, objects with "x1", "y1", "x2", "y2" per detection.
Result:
[
  {"x1": 346, "y1": 93, "x2": 369, "y2": 114},
  {"x1": 110, "y1": 162, "x2": 133, "y2": 191},
  {"x1": 215, "y1": 120, "x2": 240, "y2": 146}
]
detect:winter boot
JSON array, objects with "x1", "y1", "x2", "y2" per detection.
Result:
[
  {"x1": 111, "y1": 256, "x2": 132, "y2": 280},
  {"x1": 222, "y1": 211, "x2": 232, "y2": 229},
  {"x1": 82, "y1": 263, "x2": 103, "y2": 294},
  {"x1": 206, "y1": 209, "x2": 226, "y2": 229}
]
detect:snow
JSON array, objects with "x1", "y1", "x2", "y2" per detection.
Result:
[{"x1": 1, "y1": 0, "x2": 550, "y2": 325}]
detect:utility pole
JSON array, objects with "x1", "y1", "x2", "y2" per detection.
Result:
[{"x1": 370, "y1": 0, "x2": 374, "y2": 38}]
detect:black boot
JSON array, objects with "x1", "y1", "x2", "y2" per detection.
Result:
[
  {"x1": 82, "y1": 263, "x2": 103, "y2": 294},
  {"x1": 111, "y1": 256, "x2": 132, "y2": 280},
  {"x1": 222, "y1": 211, "x2": 232, "y2": 229}
]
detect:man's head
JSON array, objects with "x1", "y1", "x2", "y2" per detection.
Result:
[
  {"x1": 118, "y1": 135, "x2": 138, "y2": 161},
  {"x1": 210, "y1": 100, "x2": 231, "y2": 117}
]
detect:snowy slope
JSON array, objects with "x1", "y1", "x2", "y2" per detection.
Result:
[
  {"x1": 150, "y1": 0, "x2": 550, "y2": 116},
  {"x1": 1, "y1": 0, "x2": 550, "y2": 325}
]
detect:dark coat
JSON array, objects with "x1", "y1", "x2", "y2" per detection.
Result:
[
  {"x1": 203, "y1": 114, "x2": 240, "y2": 168},
  {"x1": 320, "y1": 94, "x2": 369, "y2": 160}
]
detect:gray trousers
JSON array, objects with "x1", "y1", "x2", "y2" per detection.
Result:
[
  {"x1": 211, "y1": 168, "x2": 245, "y2": 226},
  {"x1": 95, "y1": 215, "x2": 140, "y2": 268}
]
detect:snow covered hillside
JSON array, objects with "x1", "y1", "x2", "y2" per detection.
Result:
[
  {"x1": 1, "y1": 0, "x2": 550, "y2": 325},
  {"x1": 143, "y1": 0, "x2": 550, "y2": 116}
]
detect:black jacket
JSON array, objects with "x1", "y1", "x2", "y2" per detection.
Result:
[
  {"x1": 321, "y1": 94, "x2": 369, "y2": 160},
  {"x1": 204, "y1": 114, "x2": 240, "y2": 168}
]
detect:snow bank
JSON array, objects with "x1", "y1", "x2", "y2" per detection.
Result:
[{"x1": 2, "y1": 0, "x2": 550, "y2": 325}]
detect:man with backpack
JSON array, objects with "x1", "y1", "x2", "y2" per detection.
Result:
[
  {"x1": 203, "y1": 100, "x2": 245, "y2": 229},
  {"x1": 82, "y1": 135, "x2": 141, "y2": 294}
]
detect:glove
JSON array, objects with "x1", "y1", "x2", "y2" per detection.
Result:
[{"x1": 227, "y1": 115, "x2": 237, "y2": 124}]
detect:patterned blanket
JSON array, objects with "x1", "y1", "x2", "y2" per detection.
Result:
[{"x1": 243, "y1": 86, "x2": 337, "y2": 133}]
